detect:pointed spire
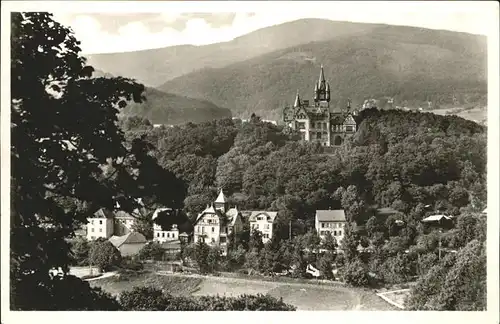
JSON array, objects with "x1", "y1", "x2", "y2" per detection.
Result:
[
  {"x1": 215, "y1": 188, "x2": 226, "y2": 204},
  {"x1": 318, "y1": 65, "x2": 326, "y2": 89},
  {"x1": 294, "y1": 90, "x2": 301, "y2": 108}
]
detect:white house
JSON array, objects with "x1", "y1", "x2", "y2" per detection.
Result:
[
  {"x1": 152, "y1": 207, "x2": 179, "y2": 243},
  {"x1": 248, "y1": 211, "x2": 278, "y2": 243},
  {"x1": 193, "y1": 189, "x2": 243, "y2": 255},
  {"x1": 86, "y1": 208, "x2": 114, "y2": 241},
  {"x1": 315, "y1": 209, "x2": 347, "y2": 243},
  {"x1": 114, "y1": 210, "x2": 136, "y2": 236}
]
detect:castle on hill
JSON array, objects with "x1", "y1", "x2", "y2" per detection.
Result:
[{"x1": 283, "y1": 66, "x2": 358, "y2": 147}]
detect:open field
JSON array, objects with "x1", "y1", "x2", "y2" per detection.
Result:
[
  {"x1": 89, "y1": 270, "x2": 202, "y2": 297},
  {"x1": 431, "y1": 106, "x2": 487, "y2": 124},
  {"x1": 90, "y1": 270, "x2": 397, "y2": 310}
]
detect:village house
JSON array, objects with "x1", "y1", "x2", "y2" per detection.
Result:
[
  {"x1": 248, "y1": 211, "x2": 278, "y2": 243},
  {"x1": 86, "y1": 208, "x2": 114, "y2": 241},
  {"x1": 109, "y1": 232, "x2": 147, "y2": 257},
  {"x1": 152, "y1": 207, "x2": 180, "y2": 243},
  {"x1": 315, "y1": 209, "x2": 347, "y2": 243},
  {"x1": 114, "y1": 210, "x2": 136, "y2": 236},
  {"x1": 193, "y1": 189, "x2": 243, "y2": 255}
]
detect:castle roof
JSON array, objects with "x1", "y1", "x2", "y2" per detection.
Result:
[{"x1": 294, "y1": 91, "x2": 301, "y2": 108}]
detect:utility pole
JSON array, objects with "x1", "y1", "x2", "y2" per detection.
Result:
[{"x1": 438, "y1": 229, "x2": 442, "y2": 260}]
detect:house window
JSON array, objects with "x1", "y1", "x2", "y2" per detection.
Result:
[
  {"x1": 211, "y1": 238, "x2": 215, "y2": 243},
  {"x1": 334, "y1": 230, "x2": 337, "y2": 236},
  {"x1": 157, "y1": 233, "x2": 160, "y2": 237},
  {"x1": 316, "y1": 132, "x2": 321, "y2": 139},
  {"x1": 346, "y1": 125, "x2": 354, "y2": 132},
  {"x1": 162, "y1": 233, "x2": 165, "y2": 238},
  {"x1": 91, "y1": 236, "x2": 95, "y2": 240},
  {"x1": 173, "y1": 233, "x2": 176, "y2": 238},
  {"x1": 220, "y1": 237, "x2": 226, "y2": 243},
  {"x1": 298, "y1": 122, "x2": 305, "y2": 130},
  {"x1": 212, "y1": 227, "x2": 215, "y2": 233},
  {"x1": 321, "y1": 223, "x2": 325, "y2": 228},
  {"x1": 91, "y1": 220, "x2": 94, "y2": 225},
  {"x1": 91, "y1": 228, "x2": 94, "y2": 232},
  {"x1": 99, "y1": 220, "x2": 103, "y2": 225},
  {"x1": 265, "y1": 224, "x2": 270, "y2": 230},
  {"x1": 167, "y1": 233, "x2": 170, "y2": 238},
  {"x1": 338, "y1": 231, "x2": 342, "y2": 236},
  {"x1": 99, "y1": 228, "x2": 102, "y2": 233},
  {"x1": 202, "y1": 227, "x2": 205, "y2": 233},
  {"x1": 264, "y1": 234, "x2": 269, "y2": 239}
]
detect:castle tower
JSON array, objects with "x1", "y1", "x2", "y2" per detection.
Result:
[
  {"x1": 294, "y1": 90, "x2": 302, "y2": 108},
  {"x1": 314, "y1": 65, "x2": 330, "y2": 104}
]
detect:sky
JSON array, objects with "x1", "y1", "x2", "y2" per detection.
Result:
[{"x1": 12, "y1": 1, "x2": 499, "y2": 54}]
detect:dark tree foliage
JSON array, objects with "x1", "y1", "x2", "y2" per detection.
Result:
[
  {"x1": 406, "y1": 240, "x2": 486, "y2": 311},
  {"x1": 10, "y1": 12, "x2": 184, "y2": 309},
  {"x1": 137, "y1": 242, "x2": 165, "y2": 261},
  {"x1": 88, "y1": 239, "x2": 122, "y2": 271},
  {"x1": 119, "y1": 286, "x2": 296, "y2": 311}
]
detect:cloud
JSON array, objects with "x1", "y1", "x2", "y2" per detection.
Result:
[{"x1": 51, "y1": 2, "x2": 492, "y2": 54}]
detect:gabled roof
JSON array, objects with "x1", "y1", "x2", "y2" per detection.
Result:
[
  {"x1": 248, "y1": 211, "x2": 278, "y2": 223},
  {"x1": 109, "y1": 232, "x2": 147, "y2": 248},
  {"x1": 152, "y1": 207, "x2": 174, "y2": 220},
  {"x1": 421, "y1": 215, "x2": 453, "y2": 223},
  {"x1": 93, "y1": 208, "x2": 114, "y2": 219},
  {"x1": 115, "y1": 210, "x2": 135, "y2": 220},
  {"x1": 316, "y1": 210, "x2": 346, "y2": 222}
]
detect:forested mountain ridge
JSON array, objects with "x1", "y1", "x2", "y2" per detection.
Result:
[
  {"x1": 91, "y1": 69, "x2": 231, "y2": 125},
  {"x1": 85, "y1": 19, "x2": 387, "y2": 86},
  {"x1": 159, "y1": 25, "x2": 486, "y2": 121}
]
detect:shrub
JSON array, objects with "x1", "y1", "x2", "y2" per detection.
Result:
[
  {"x1": 120, "y1": 256, "x2": 144, "y2": 271},
  {"x1": 342, "y1": 259, "x2": 371, "y2": 287},
  {"x1": 118, "y1": 286, "x2": 296, "y2": 311},
  {"x1": 70, "y1": 238, "x2": 91, "y2": 266},
  {"x1": 88, "y1": 239, "x2": 122, "y2": 272},
  {"x1": 137, "y1": 242, "x2": 165, "y2": 261}
]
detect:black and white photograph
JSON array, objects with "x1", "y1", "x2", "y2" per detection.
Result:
[{"x1": 1, "y1": 1, "x2": 499, "y2": 321}]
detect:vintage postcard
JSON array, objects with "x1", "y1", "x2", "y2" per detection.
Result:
[{"x1": 1, "y1": 1, "x2": 499, "y2": 323}]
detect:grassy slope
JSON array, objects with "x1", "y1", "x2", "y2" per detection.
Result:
[
  {"x1": 89, "y1": 270, "x2": 202, "y2": 297},
  {"x1": 159, "y1": 25, "x2": 487, "y2": 121},
  {"x1": 85, "y1": 19, "x2": 384, "y2": 87}
]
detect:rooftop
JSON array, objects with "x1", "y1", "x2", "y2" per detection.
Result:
[
  {"x1": 248, "y1": 211, "x2": 278, "y2": 223},
  {"x1": 316, "y1": 209, "x2": 346, "y2": 222},
  {"x1": 109, "y1": 232, "x2": 147, "y2": 248}
]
